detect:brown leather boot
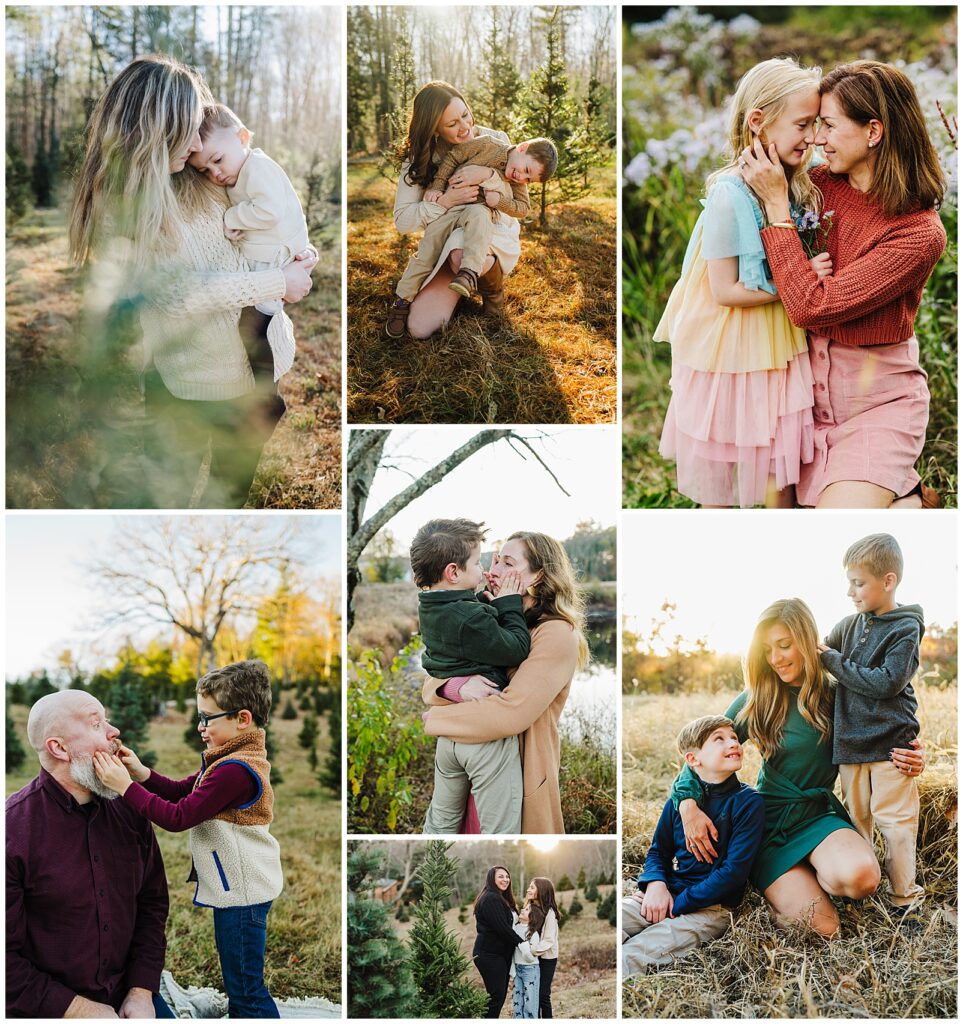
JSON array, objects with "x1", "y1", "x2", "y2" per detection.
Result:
[
  {"x1": 385, "y1": 297, "x2": 411, "y2": 339},
  {"x1": 448, "y1": 267, "x2": 479, "y2": 299},
  {"x1": 477, "y1": 258, "x2": 506, "y2": 316}
]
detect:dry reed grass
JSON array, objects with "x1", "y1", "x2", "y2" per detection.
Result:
[
  {"x1": 347, "y1": 162, "x2": 617, "y2": 424},
  {"x1": 621, "y1": 686, "x2": 958, "y2": 1018}
]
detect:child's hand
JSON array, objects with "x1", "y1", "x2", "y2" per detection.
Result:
[
  {"x1": 224, "y1": 225, "x2": 244, "y2": 242},
  {"x1": 496, "y1": 570, "x2": 524, "y2": 597},
  {"x1": 460, "y1": 677, "x2": 500, "y2": 701},
  {"x1": 117, "y1": 744, "x2": 151, "y2": 783},
  {"x1": 484, "y1": 189, "x2": 501, "y2": 209},
  {"x1": 817, "y1": 643, "x2": 829, "y2": 654},
  {"x1": 808, "y1": 251, "x2": 832, "y2": 278},
  {"x1": 639, "y1": 881, "x2": 674, "y2": 923},
  {"x1": 92, "y1": 751, "x2": 133, "y2": 796},
  {"x1": 424, "y1": 189, "x2": 444, "y2": 204}
]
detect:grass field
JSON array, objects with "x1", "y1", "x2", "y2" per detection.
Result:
[
  {"x1": 621, "y1": 685, "x2": 958, "y2": 1018},
  {"x1": 7, "y1": 702, "x2": 342, "y2": 1004},
  {"x1": 346, "y1": 161, "x2": 617, "y2": 424},
  {"x1": 5, "y1": 206, "x2": 341, "y2": 509},
  {"x1": 391, "y1": 884, "x2": 617, "y2": 1018}
]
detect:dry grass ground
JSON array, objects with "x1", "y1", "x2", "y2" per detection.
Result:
[
  {"x1": 6, "y1": 207, "x2": 341, "y2": 509},
  {"x1": 7, "y1": 703, "x2": 341, "y2": 1003},
  {"x1": 346, "y1": 161, "x2": 617, "y2": 424},
  {"x1": 621, "y1": 685, "x2": 958, "y2": 1018},
  {"x1": 391, "y1": 885, "x2": 617, "y2": 1018}
]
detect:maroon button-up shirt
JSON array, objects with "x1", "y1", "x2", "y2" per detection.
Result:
[{"x1": 6, "y1": 769, "x2": 169, "y2": 1018}]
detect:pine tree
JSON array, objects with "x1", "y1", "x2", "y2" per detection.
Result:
[
  {"x1": 558, "y1": 874, "x2": 573, "y2": 892},
  {"x1": 386, "y1": 12, "x2": 416, "y2": 155},
  {"x1": 568, "y1": 895, "x2": 583, "y2": 918},
  {"x1": 183, "y1": 704, "x2": 201, "y2": 748},
  {"x1": 281, "y1": 699, "x2": 298, "y2": 720},
  {"x1": 513, "y1": 5, "x2": 587, "y2": 226},
  {"x1": 298, "y1": 714, "x2": 319, "y2": 750},
  {"x1": 576, "y1": 866, "x2": 587, "y2": 890},
  {"x1": 475, "y1": 8, "x2": 523, "y2": 128},
  {"x1": 347, "y1": 846, "x2": 418, "y2": 1018},
  {"x1": 318, "y1": 697, "x2": 341, "y2": 796},
  {"x1": 265, "y1": 719, "x2": 283, "y2": 785},
  {"x1": 6, "y1": 710, "x2": 26, "y2": 773},
  {"x1": 109, "y1": 666, "x2": 156, "y2": 768},
  {"x1": 408, "y1": 840, "x2": 489, "y2": 1018},
  {"x1": 585, "y1": 879, "x2": 599, "y2": 903},
  {"x1": 597, "y1": 890, "x2": 615, "y2": 922}
]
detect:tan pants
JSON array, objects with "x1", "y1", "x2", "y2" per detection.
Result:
[
  {"x1": 621, "y1": 895, "x2": 730, "y2": 976},
  {"x1": 838, "y1": 760, "x2": 924, "y2": 906},
  {"x1": 396, "y1": 203, "x2": 496, "y2": 300},
  {"x1": 423, "y1": 736, "x2": 522, "y2": 834}
]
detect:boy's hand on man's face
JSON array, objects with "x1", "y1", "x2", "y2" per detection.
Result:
[
  {"x1": 92, "y1": 752, "x2": 132, "y2": 795},
  {"x1": 117, "y1": 744, "x2": 150, "y2": 783}
]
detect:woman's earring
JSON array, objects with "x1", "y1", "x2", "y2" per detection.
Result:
[{"x1": 526, "y1": 584, "x2": 539, "y2": 598}]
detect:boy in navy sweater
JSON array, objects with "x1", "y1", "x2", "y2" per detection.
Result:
[
  {"x1": 622, "y1": 715, "x2": 764, "y2": 976},
  {"x1": 819, "y1": 532, "x2": 925, "y2": 909}
]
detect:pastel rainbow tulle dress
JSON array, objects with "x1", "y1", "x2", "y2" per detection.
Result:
[{"x1": 655, "y1": 175, "x2": 815, "y2": 507}]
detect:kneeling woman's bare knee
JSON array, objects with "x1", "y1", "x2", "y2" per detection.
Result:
[
  {"x1": 765, "y1": 864, "x2": 841, "y2": 939},
  {"x1": 842, "y1": 856, "x2": 881, "y2": 900}
]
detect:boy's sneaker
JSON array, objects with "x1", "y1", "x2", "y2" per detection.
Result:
[
  {"x1": 448, "y1": 268, "x2": 479, "y2": 299},
  {"x1": 386, "y1": 298, "x2": 411, "y2": 338}
]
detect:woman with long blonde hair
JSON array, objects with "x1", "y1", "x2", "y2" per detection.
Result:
[
  {"x1": 422, "y1": 531, "x2": 590, "y2": 834},
  {"x1": 390, "y1": 80, "x2": 527, "y2": 339},
  {"x1": 674, "y1": 598, "x2": 923, "y2": 937},
  {"x1": 68, "y1": 54, "x2": 317, "y2": 507}
]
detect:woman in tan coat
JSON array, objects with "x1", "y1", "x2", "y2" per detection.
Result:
[{"x1": 422, "y1": 532, "x2": 589, "y2": 834}]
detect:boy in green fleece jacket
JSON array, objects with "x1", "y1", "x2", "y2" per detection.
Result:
[{"x1": 410, "y1": 518, "x2": 530, "y2": 834}]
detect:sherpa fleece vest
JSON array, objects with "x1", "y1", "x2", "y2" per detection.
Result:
[{"x1": 188, "y1": 729, "x2": 283, "y2": 908}]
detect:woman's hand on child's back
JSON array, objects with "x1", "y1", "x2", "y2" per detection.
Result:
[
  {"x1": 808, "y1": 252, "x2": 833, "y2": 279},
  {"x1": 460, "y1": 677, "x2": 501, "y2": 702},
  {"x1": 282, "y1": 259, "x2": 316, "y2": 303},
  {"x1": 439, "y1": 183, "x2": 480, "y2": 208},
  {"x1": 679, "y1": 798, "x2": 720, "y2": 863},
  {"x1": 117, "y1": 744, "x2": 150, "y2": 783}
]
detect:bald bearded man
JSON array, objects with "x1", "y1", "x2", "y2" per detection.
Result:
[{"x1": 6, "y1": 690, "x2": 171, "y2": 1019}]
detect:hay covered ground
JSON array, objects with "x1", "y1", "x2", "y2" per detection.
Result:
[
  {"x1": 7, "y1": 704, "x2": 341, "y2": 1003},
  {"x1": 346, "y1": 161, "x2": 617, "y2": 424},
  {"x1": 392, "y1": 884, "x2": 617, "y2": 1018},
  {"x1": 621, "y1": 685, "x2": 958, "y2": 1018},
  {"x1": 6, "y1": 207, "x2": 341, "y2": 509}
]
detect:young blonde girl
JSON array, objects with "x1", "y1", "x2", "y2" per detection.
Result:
[{"x1": 655, "y1": 58, "x2": 828, "y2": 508}]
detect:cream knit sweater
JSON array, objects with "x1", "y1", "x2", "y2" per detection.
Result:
[{"x1": 140, "y1": 199, "x2": 287, "y2": 401}]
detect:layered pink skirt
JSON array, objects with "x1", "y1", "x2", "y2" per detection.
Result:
[{"x1": 660, "y1": 351, "x2": 816, "y2": 508}]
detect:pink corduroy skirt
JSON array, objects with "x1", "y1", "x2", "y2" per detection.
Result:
[{"x1": 796, "y1": 334, "x2": 929, "y2": 507}]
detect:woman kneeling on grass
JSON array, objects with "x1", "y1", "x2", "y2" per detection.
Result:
[{"x1": 673, "y1": 598, "x2": 923, "y2": 937}]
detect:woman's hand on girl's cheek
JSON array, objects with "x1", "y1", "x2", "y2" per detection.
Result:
[{"x1": 741, "y1": 139, "x2": 788, "y2": 200}]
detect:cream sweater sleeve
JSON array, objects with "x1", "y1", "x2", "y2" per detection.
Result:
[
  {"x1": 530, "y1": 910, "x2": 558, "y2": 957},
  {"x1": 223, "y1": 159, "x2": 289, "y2": 233},
  {"x1": 423, "y1": 619, "x2": 579, "y2": 742},
  {"x1": 145, "y1": 208, "x2": 286, "y2": 318}
]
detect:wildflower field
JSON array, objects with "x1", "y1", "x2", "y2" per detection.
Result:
[{"x1": 621, "y1": 7, "x2": 958, "y2": 508}]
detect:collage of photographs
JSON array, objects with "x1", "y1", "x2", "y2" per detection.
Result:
[{"x1": 3, "y1": 3, "x2": 957, "y2": 1022}]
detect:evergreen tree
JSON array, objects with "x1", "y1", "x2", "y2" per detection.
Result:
[
  {"x1": 386, "y1": 14, "x2": 416, "y2": 155},
  {"x1": 318, "y1": 697, "x2": 341, "y2": 796},
  {"x1": 408, "y1": 840, "x2": 489, "y2": 1018},
  {"x1": 568, "y1": 895, "x2": 583, "y2": 918},
  {"x1": 108, "y1": 666, "x2": 156, "y2": 768},
  {"x1": 6, "y1": 142, "x2": 33, "y2": 223},
  {"x1": 475, "y1": 8, "x2": 523, "y2": 128},
  {"x1": 298, "y1": 714, "x2": 319, "y2": 750},
  {"x1": 27, "y1": 672, "x2": 58, "y2": 706},
  {"x1": 576, "y1": 866, "x2": 586, "y2": 890},
  {"x1": 513, "y1": 5, "x2": 585, "y2": 226},
  {"x1": 347, "y1": 845, "x2": 418, "y2": 1018},
  {"x1": 585, "y1": 879, "x2": 599, "y2": 903},
  {"x1": 281, "y1": 699, "x2": 298, "y2": 720},
  {"x1": 558, "y1": 874, "x2": 573, "y2": 892},
  {"x1": 597, "y1": 890, "x2": 615, "y2": 922},
  {"x1": 265, "y1": 719, "x2": 283, "y2": 785},
  {"x1": 6, "y1": 710, "x2": 26, "y2": 773}
]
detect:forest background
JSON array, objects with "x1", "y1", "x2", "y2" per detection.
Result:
[
  {"x1": 347, "y1": 5, "x2": 618, "y2": 425},
  {"x1": 6, "y1": 5, "x2": 343, "y2": 509}
]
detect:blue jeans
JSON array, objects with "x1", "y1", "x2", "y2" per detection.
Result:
[
  {"x1": 512, "y1": 963, "x2": 540, "y2": 1019},
  {"x1": 152, "y1": 992, "x2": 175, "y2": 1018},
  {"x1": 212, "y1": 901, "x2": 280, "y2": 1018}
]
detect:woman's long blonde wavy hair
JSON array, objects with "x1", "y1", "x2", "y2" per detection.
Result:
[
  {"x1": 737, "y1": 598, "x2": 834, "y2": 760},
  {"x1": 707, "y1": 57, "x2": 823, "y2": 218},
  {"x1": 68, "y1": 54, "x2": 219, "y2": 267},
  {"x1": 506, "y1": 531, "x2": 589, "y2": 671}
]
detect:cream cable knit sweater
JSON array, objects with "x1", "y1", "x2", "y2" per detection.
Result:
[{"x1": 140, "y1": 199, "x2": 287, "y2": 401}]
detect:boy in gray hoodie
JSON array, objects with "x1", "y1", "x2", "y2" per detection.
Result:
[{"x1": 819, "y1": 533, "x2": 925, "y2": 909}]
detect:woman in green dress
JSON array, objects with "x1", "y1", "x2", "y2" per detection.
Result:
[{"x1": 674, "y1": 598, "x2": 924, "y2": 937}]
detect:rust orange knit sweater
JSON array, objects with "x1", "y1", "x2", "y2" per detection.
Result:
[{"x1": 760, "y1": 166, "x2": 946, "y2": 346}]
